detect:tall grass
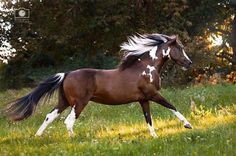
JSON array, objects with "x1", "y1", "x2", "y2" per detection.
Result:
[{"x1": 0, "y1": 84, "x2": 235, "y2": 156}]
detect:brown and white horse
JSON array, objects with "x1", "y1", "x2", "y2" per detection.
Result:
[{"x1": 6, "y1": 33, "x2": 192, "y2": 137}]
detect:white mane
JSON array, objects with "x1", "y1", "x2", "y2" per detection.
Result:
[{"x1": 120, "y1": 33, "x2": 169, "y2": 58}]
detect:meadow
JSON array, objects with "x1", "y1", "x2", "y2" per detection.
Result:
[{"x1": 0, "y1": 84, "x2": 235, "y2": 156}]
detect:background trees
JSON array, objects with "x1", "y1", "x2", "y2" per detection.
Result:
[{"x1": 0, "y1": 0, "x2": 235, "y2": 88}]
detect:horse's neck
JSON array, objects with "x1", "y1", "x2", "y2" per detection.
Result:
[
  {"x1": 155, "y1": 48, "x2": 168, "y2": 73},
  {"x1": 140, "y1": 52, "x2": 167, "y2": 73}
]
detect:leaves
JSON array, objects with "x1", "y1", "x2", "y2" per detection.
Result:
[{"x1": 0, "y1": 0, "x2": 235, "y2": 88}]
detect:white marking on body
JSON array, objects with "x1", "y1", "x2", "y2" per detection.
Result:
[
  {"x1": 149, "y1": 46, "x2": 158, "y2": 60},
  {"x1": 182, "y1": 49, "x2": 191, "y2": 61},
  {"x1": 64, "y1": 107, "x2": 76, "y2": 136},
  {"x1": 170, "y1": 110, "x2": 191, "y2": 126},
  {"x1": 142, "y1": 71, "x2": 147, "y2": 76},
  {"x1": 35, "y1": 109, "x2": 59, "y2": 136},
  {"x1": 146, "y1": 65, "x2": 155, "y2": 82},
  {"x1": 162, "y1": 47, "x2": 171, "y2": 58},
  {"x1": 148, "y1": 124, "x2": 157, "y2": 137}
]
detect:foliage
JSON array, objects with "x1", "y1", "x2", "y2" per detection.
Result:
[
  {"x1": 0, "y1": 0, "x2": 235, "y2": 88},
  {"x1": 0, "y1": 84, "x2": 235, "y2": 155},
  {"x1": 0, "y1": 52, "x2": 117, "y2": 89},
  {"x1": 225, "y1": 71, "x2": 236, "y2": 83}
]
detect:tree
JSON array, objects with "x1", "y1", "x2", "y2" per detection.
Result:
[
  {"x1": 0, "y1": 0, "x2": 235, "y2": 88},
  {"x1": 230, "y1": 0, "x2": 236, "y2": 68}
]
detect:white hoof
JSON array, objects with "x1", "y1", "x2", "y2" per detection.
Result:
[
  {"x1": 184, "y1": 123, "x2": 192, "y2": 129},
  {"x1": 68, "y1": 130, "x2": 74, "y2": 137},
  {"x1": 151, "y1": 132, "x2": 157, "y2": 138},
  {"x1": 35, "y1": 131, "x2": 43, "y2": 136}
]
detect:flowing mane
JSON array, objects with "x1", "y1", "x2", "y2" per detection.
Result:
[{"x1": 119, "y1": 33, "x2": 170, "y2": 70}]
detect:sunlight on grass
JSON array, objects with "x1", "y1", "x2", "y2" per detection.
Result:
[
  {"x1": 96, "y1": 104, "x2": 236, "y2": 140},
  {"x1": 0, "y1": 84, "x2": 235, "y2": 155}
]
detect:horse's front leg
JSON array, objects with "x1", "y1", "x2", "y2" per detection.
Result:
[
  {"x1": 151, "y1": 93, "x2": 192, "y2": 129},
  {"x1": 139, "y1": 100, "x2": 157, "y2": 137}
]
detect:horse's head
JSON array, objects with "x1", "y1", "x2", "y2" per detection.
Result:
[{"x1": 162, "y1": 35, "x2": 192, "y2": 70}]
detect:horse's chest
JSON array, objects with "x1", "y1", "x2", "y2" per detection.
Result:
[{"x1": 140, "y1": 71, "x2": 160, "y2": 89}]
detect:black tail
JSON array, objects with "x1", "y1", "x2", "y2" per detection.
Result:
[{"x1": 6, "y1": 73, "x2": 66, "y2": 121}]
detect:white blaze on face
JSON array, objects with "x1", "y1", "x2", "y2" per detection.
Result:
[
  {"x1": 162, "y1": 47, "x2": 171, "y2": 58},
  {"x1": 146, "y1": 65, "x2": 155, "y2": 82},
  {"x1": 149, "y1": 46, "x2": 158, "y2": 60},
  {"x1": 159, "y1": 77, "x2": 161, "y2": 86},
  {"x1": 182, "y1": 49, "x2": 191, "y2": 61}
]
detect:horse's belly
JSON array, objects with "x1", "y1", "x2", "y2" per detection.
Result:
[
  {"x1": 91, "y1": 90, "x2": 142, "y2": 105},
  {"x1": 90, "y1": 97, "x2": 137, "y2": 105},
  {"x1": 93, "y1": 70, "x2": 144, "y2": 104}
]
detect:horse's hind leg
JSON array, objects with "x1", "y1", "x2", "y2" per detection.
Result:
[
  {"x1": 64, "y1": 106, "x2": 76, "y2": 136},
  {"x1": 64, "y1": 101, "x2": 88, "y2": 136},
  {"x1": 35, "y1": 93, "x2": 69, "y2": 136},
  {"x1": 139, "y1": 101, "x2": 157, "y2": 137}
]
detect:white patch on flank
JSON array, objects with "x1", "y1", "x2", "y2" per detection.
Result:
[
  {"x1": 170, "y1": 110, "x2": 191, "y2": 126},
  {"x1": 148, "y1": 124, "x2": 157, "y2": 137},
  {"x1": 162, "y1": 47, "x2": 171, "y2": 58},
  {"x1": 182, "y1": 49, "x2": 191, "y2": 61},
  {"x1": 149, "y1": 46, "x2": 158, "y2": 60},
  {"x1": 146, "y1": 65, "x2": 155, "y2": 82},
  {"x1": 35, "y1": 109, "x2": 59, "y2": 136},
  {"x1": 64, "y1": 107, "x2": 76, "y2": 136}
]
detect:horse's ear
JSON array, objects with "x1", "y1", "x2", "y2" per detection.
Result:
[
  {"x1": 166, "y1": 35, "x2": 177, "y2": 45},
  {"x1": 176, "y1": 34, "x2": 179, "y2": 40}
]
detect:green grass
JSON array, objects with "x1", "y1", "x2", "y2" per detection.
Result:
[{"x1": 0, "y1": 84, "x2": 236, "y2": 156}]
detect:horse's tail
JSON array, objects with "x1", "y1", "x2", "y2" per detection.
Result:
[{"x1": 6, "y1": 73, "x2": 67, "y2": 121}]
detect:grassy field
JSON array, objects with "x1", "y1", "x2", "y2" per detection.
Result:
[{"x1": 0, "y1": 84, "x2": 236, "y2": 156}]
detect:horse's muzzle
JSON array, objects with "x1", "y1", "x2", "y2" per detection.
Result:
[{"x1": 182, "y1": 60, "x2": 192, "y2": 71}]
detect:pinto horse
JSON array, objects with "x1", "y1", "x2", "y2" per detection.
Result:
[{"x1": 6, "y1": 33, "x2": 192, "y2": 137}]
